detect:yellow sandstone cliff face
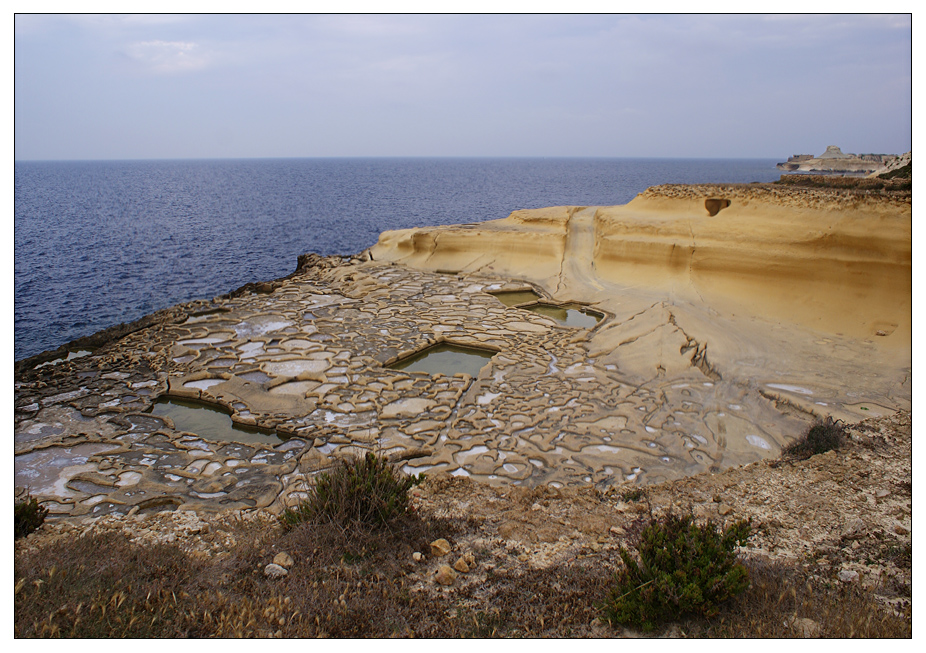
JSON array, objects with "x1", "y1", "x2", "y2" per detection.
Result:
[
  {"x1": 594, "y1": 185, "x2": 911, "y2": 342},
  {"x1": 373, "y1": 205, "x2": 575, "y2": 281},
  {"x1": 372, "y1": 184, "x2": 911, "y2": 344},
  {"x1": 372, "y1": 184, "x2": 911, "y2": 428}
]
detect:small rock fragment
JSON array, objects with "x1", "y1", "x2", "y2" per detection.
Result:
[
  {"x1": 430, "y1": 538, "x2": 452, "y2": 557},
  {"x1": 453, "y1": 557, "x2": 470, "y2": 573},
  {"x1": 787, "y1": 616, "x2": 821, "y2": 638},
  {"x1": 718, "y1": 504, "x2": 733, "y2": 516},
  {"x1": 875, "y1": 488, "x2": 891, "y2": 499},
  {"x1": 842, "y1": 518, "x2": 866, "y2": 538},
  {"x1": 264, "y1": 563, "x2": 289, "y2": 579},
  {"x1": 412, "y1": 552, "x2": 424, "y2": 562},
  {"x1": 837, "y1": 569, "x2": 859, "y2": 583},
  {"x1": 273, "y1": 552, "x2": 295, "y2": 568},
  {"x1": 435, "y1": 565, "x2": 457, "y2": 586}
]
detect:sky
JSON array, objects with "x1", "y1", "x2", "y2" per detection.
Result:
[{"x1": 13, "y1": 13, "x2": 913, "y2": 160}]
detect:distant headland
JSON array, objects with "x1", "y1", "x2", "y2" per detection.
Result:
[{"x1": 777, "y1": 145, "x2": 910, "y2": 176}]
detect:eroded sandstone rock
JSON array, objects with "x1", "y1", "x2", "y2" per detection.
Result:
[{"x1": 13, "y1": 185, "x2": 910, "y2": 523}]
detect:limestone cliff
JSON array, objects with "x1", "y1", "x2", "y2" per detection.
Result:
[
  {"x1": 593, "y1": 184, "x2": 911, "y2": 340},
  {"x1": 867, "y1": 151, "x2": 912, "y2": 178},
  {"x1": 372, "y1": 184, "x2": 911, "y2": 342}
]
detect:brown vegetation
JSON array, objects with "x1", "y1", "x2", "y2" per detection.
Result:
[
  {"x1": 15, "y1": 497, "x2": 910, "y2": 638},
  {"x1": 774, "y1": 174, "x2": 911, "y2": 193}
]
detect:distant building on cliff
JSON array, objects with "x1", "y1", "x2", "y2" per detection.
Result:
[
  {"x1": 816, "y1": 145, "x2": 853, "y2": 159},
  {"x1": 776, "y1": 145, "x2": 895, "y2": 175}
]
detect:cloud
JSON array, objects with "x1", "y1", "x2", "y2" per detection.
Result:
[{"x1": 122, "y1": 39, "x2": 210, "y2": 74}]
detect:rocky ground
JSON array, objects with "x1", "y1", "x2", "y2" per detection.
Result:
[
  {"x1": 14, "y1": 184, "x2": 911, "y2": 636},
  {"x1": 16, "y1": 410, "x2": 911, "y2": 636}
]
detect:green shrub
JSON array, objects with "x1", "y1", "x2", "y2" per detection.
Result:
[
  {"x1": 878, "y1": 162, "x2": 911, "y2": 180},
  {"x1": 15, "y1": 494, "x2": 49, "y2": 539},
  {"x1": 620, "y1": 487, "x2": 645, "y2": 502},
  {"x1": 601, "y1": 513, "x2": 752, "y2": 632},
  {"x1": 782, "y1": 417, "x2": 846, "y2": 460},
  {"x1": 281, "y1": 452, "x2": 422, "y2": 530}
]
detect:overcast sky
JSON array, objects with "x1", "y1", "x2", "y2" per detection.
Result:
[{"x1": 13, "y1": 13, "x2": 913, "y2": 160}]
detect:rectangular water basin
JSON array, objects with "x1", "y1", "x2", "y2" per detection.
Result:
[
  {"x1": 149, "y1": 397, "x2": 283, "y2": 445},
  {"x1": 389, "y1": 343, "x2": 495, "y2": 377},
  {"x1": 523, "y1": 303, "x2": 603, "y2": 328}
]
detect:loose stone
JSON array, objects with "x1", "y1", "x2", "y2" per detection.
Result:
[
  {"x1": 435, "y1": 565, "x2": 457, "y2": 586},
  {"x1": 430, "y1": 538, "x2": 452, "y2": 557},
  {"x1": 837, "y1": 569, "x2": 859, "y2": 583},
  {"x1": 273, "y1": 551, "x2": 294, "y2": 568},
  {"x1": 787, "y1": 617, "x2": 822, "y2": 638},
  {"x1": 264, "y1": 563, "x2": 289, "y2": 579}
]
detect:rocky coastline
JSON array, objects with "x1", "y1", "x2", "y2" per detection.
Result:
[
  {"x1": 15, "y1": 180, "x2": 912, "y2": 635},
  {"x1": 15, "y1": 181, "x2": 911, "y2": 512}
]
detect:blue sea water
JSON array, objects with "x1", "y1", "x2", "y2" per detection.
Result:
[{"x1": 14, "y1": 157, "x2": 781, "y2": 361}]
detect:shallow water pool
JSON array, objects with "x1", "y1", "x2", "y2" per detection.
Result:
[
  {"x1": 149, "y1": 397, "x2": 282, "y2": 445},
  {"x1": 390, "y1": 343, "x2": 495, "y2": 377},
  {"x1": 523, "y1": 303, "x2": 603, "y2": 328}
]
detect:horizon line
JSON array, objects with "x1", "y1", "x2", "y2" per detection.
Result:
[{"x1": 14, "y1": 154, "x2": 802, "y2": 164}]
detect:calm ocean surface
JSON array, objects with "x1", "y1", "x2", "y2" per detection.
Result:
[{"x1": 14, "y1": 157, "x2": 780, "y2": 360}]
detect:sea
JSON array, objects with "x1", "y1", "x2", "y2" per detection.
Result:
[{"x1": 14, "y1": 157, "x2": 781, "y2": 361}]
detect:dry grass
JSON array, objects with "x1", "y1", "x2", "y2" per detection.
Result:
[
  {"x1": 678, "y1": 558, "x2": 911, "y2": 638},
  {"x1": 14, "y1": 531, "x2": 204, "y2": 637},
  {"x1": 14, "y1": 509, "x2": 911, "y2": 638}
]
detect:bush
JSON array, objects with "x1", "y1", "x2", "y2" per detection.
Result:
[
  {"x1": 281, "y1": 452, "x2": 423, "y2": 530},
  {"x1": 15, "y1": 494, "x2": 48, "y2": 539},
  {"x1": 782, "y1": 417, "x2": 846, "y2": 459},
  {"x1": 620, "y1": 487, "x2": 646, "y2": 502},
  {"x1": 878, "y1": 162, "x2": 911, "y2": 180},
  {"x1": 601, "y1": 513, "x2": 751, "y2": 632}
]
